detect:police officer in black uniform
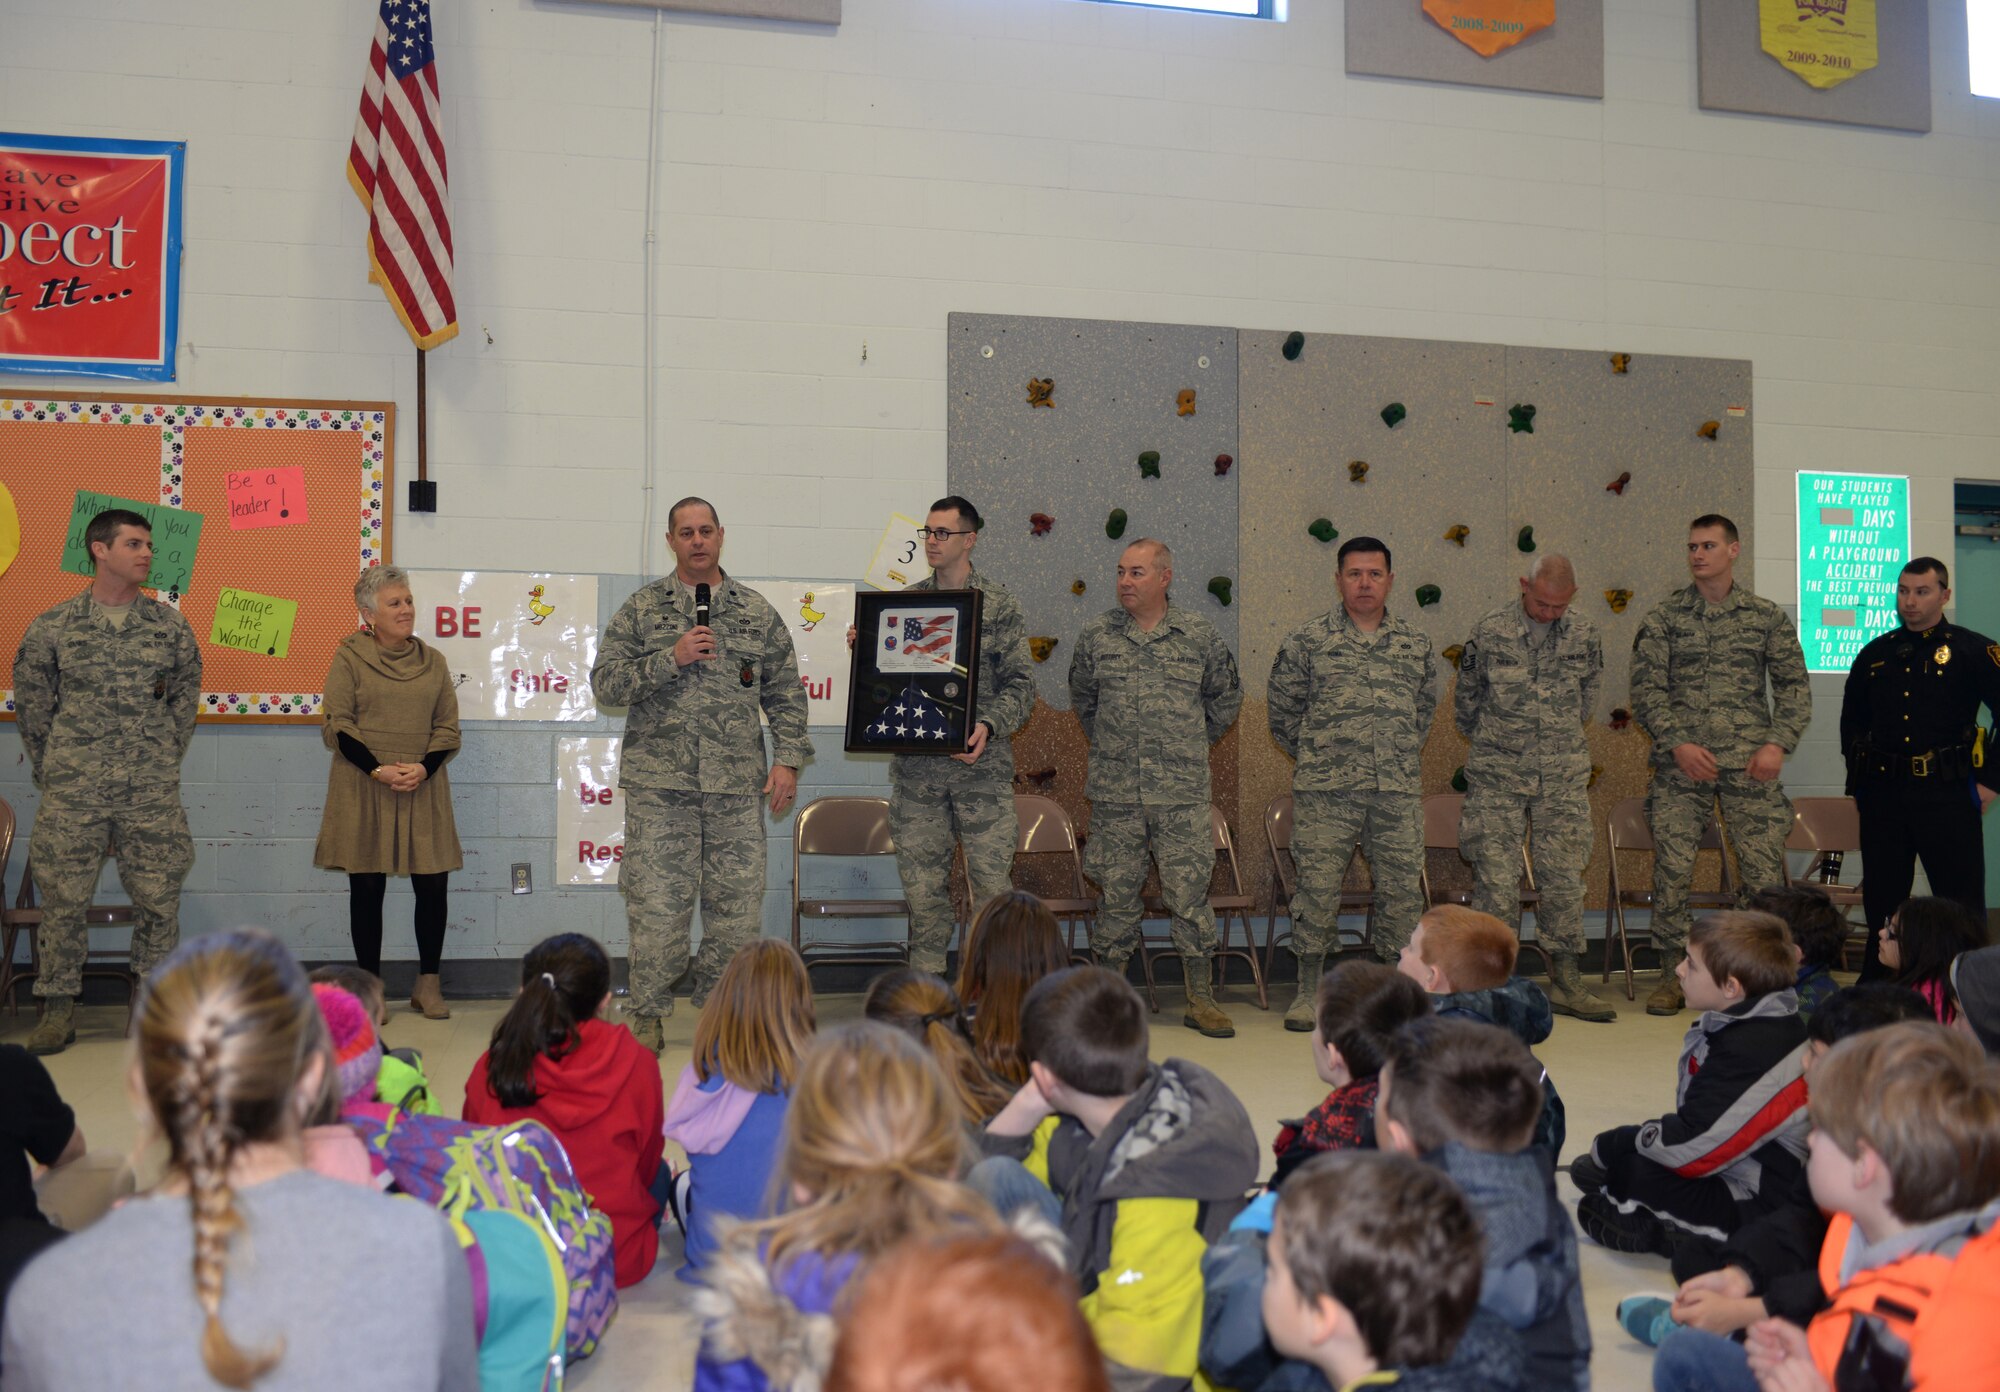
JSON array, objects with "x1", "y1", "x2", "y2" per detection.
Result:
[{"x1": 1841, "y1": 556, "x2": 2000, "y2": 980}]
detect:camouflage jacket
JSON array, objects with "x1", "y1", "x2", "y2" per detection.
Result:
[
  {"x1": 1454, "y1": 601, "x2": 1603, "y2": 788},
  {"x1": 14, "y1": 590, "x2": 202, "y2": 798},
  {"x1": 1268, "y1": 608, "x2": 1439, "y2": 794},
  {"x1": 1068, "y1": 602, "x2": 1242, "y2": 807},
  {"x1": 1630, "y1": 583, "x2": 1812, "y2": 769},
  {"x1": 890, "y1": 566, "x2": 1035, "y2": 788},
  {"x1": 591, "y1": 572, "x2": 811, "y2": 795}
]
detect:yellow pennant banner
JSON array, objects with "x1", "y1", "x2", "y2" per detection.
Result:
[
  {"x1": 1421, "y1": 0, "x2": 1556, "y2": 57},
  {"x1": 1760, "y1": 0, "x2": 1878, "y2": 89}
]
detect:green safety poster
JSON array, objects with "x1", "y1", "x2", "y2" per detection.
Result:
[{"x1": 1795, "y1": 471, "x2": 1909, "y2": 674}]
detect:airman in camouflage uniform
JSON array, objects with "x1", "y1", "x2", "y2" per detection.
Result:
[
  {"x1": 1631, "y1": 515, "x2": 1811, "y2": 1014},
  {"x1": 885, "y1": 498, "x2": 1035, "y2": 975},
  {"x1": 1269, "y1": 537, "x2": 1439, "y2": 1026},
  {"x1": 591, "y1": 498, "x2": 810, "y2": 1050},
  {"x1": 1456, "y1": 555, "x2": 1612, "y2": 1022},
  {"x1": 13, "y1": 509, "x2": 202, "y2": 1055},
  {"x1": 1069, "y1": 539, "x2": 1244, "y2": 1037}
]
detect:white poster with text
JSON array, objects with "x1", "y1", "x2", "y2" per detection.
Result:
[
  {"x1": 555, "y1": 735, "x2": 625, "y2": 886},
  {"x1": 739, "y1": 579, "x2": 854, "y2": 727},
  {"x1": 406, "y1": 571, "x2": 600, "y2": 721}
]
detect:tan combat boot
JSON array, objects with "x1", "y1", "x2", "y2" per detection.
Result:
[
  {"x1": 1646, "y1": 950, "x2": 1686, "y2": 1016},
  {"x1": 1183, "y1": 959, "x2": 1236, "y2": 1039},
  {"x1": 629, "y1": 1015, "x2": 664, "y2": 1055},
  {"x1": 1284, "y1": 953, "x2": 1325, "y2": 1032},
  {"x1": 410, "y1": 973, "x2": 451, "y2": 1020},
  {"x1": 1545, "y1": 952, "x2": 1617, "y2": 1023},
  {"x1": 28, "y1": 995, "x2": 77, "y2": 1056}
]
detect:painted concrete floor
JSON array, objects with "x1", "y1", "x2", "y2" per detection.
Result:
[{"x1": 7, "y1": 967, "x2": 1715, "y2": 1391}]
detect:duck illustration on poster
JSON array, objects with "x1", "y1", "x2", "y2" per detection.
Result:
[
  {"x1": 527, "y1": 584, "x2": 555, "y2": 626},
  {"x1": 799, "y1": 591, "x2": 825, "y2": 631}
]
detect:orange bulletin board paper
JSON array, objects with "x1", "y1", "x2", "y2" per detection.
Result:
[{"x1": 0, "y1": 393, "x2": 392, "y2": 723}]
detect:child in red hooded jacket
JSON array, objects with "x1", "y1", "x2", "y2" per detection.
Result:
[{"x1": 464, "y1": 933, "x2": 665, "y2": 1286}]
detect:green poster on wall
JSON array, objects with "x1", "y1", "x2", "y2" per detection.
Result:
[{"x1": 1795, "y1": 472, "x2": 1909, "y2": 674}]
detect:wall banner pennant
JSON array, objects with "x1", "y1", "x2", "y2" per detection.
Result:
[
  {"x1": 1420, "y1": 0, "x2": 1556, "y2": 57},
  {"x1": 1761, "y1": 0, "x2": 1878, "y2": 89}
]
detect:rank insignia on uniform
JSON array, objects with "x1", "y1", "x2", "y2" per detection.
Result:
[
  {"x1": 1988, "y1": 644, "x2": 2000, "y2": 668},
  {"x1": 1936, "y1": 645, "x2": 1952, "y2": 666}
]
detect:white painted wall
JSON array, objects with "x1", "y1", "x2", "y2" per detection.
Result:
[{"x1": 6, "y1": 0, "x2": 1999, "y2": 952}]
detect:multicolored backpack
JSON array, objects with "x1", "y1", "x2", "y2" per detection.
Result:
[
  {"x1": 351, "y1": 1107, "x2": 620, "y2": 1359},
  {"x1": 448, "y1": 1205, "x2": 568, "y2": 1392}
]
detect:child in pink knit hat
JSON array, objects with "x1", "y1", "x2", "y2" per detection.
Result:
[{"x1": 304, "y1": 984, "x2": 390, "y2": 1188}]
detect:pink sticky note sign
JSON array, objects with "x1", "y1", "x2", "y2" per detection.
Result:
[{"x1": 224, "y1": 467, "x2": 308, "y2": 530}]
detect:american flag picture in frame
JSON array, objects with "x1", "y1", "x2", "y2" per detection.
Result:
[{"x1": 845, "y1": 588, "x2": 985, "y2": 755}]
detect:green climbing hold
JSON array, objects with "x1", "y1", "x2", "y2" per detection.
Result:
[
  {"x1": 1207, "y1": 576, "x2": 1233, "y2": 606},
  {"x1": 1450, "y1": 767, "x2": 1468, "y2": 793},
  {"x1": 1308, "y1": 518, "x2": 1338, "y2": 544},
  {"x1": 1381, "y1": 402, "x2": 1407, "y2": 428},
  {"x1": 1282, "y1": 331, "x2": 1305, "y2": 361},
  {"x1": 1137, "y1": 451, "x2": 1161, "y2": 479},
  {"x1": 1415, "y1": 584, "x2": 1441, "y2": 607},
  {"x1": 1517, "y1": 525, "x2": 1537, "y2": 553},
  {"x1": 1508, "y1": 403, "x2": 1537, "y2": 433},
  {"x1": 1106, "y1": 508, "x2": 1128, "y2": 540}
]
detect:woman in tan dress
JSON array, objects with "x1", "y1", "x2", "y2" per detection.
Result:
[{"x1": 315, "y1": 565, "x2": 463, "y2": 1018}]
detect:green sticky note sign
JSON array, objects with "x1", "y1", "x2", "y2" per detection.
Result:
[
  {"x1": 1795, "y1": 471, "x2": 1909, "y2": 674},
  {"x1": 60, "y1": 491, "x2": 204, "y2": 596},
  {"x1": 209, "y1": 588, "x2": 299, "y2": 658}
]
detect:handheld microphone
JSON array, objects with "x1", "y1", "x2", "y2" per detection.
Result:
[{"x1": 694, "y1": 583, "x2": 711, "y2": 629}]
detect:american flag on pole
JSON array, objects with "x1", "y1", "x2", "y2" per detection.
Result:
[{"x1": 347, "y1": 0, "x2": 458, "y2": 349}]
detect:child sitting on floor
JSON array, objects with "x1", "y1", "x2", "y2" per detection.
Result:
[
  {"x1": 1618, "y1": 983, "x2": 1932, "y2": 1364},
  {"x1": 1268, "y1": 961, "x2": 1430, "y2": 1187},
  {"x1": 1577, "y1": 911, "x2": 1809, "y2": 1260},
  {"x1": 1882, "y1": 896, "x2": 1988, "y2": 1025},
  {"x1": 693, "y1": 1022, "x2": 1004, "y2": 1392},
  {"x1": 1744, "y1": 885, "x2": 1847, "y2": 1025},
  {"x1": 971, "y1": 965, "x2": 1259, "y2": 1392},
  {"x1": 955, "y1": 890, "x2": 1072, "y2": 1088},
  {"x1": 663, "y1": 939, "x2": 816, "y2": 1280},
  {"x1": 464, "y1": 932, "x2": 665, "y2": 1288},
  {"x1": 1377, "y1": 1016, "x2": 1590, "y2": 1391},
  {"x1": 1950, "y1": 944, "x2": 2000, "y2": 1059},
  {"x1": 309, "y1": 963, "x2": 439, "y2": 1115},
  {"x1": 864, "y1": 969, "x2": 1013, "y2": 1126},
  {"x1": 1650, "y1": 1022, "x2": 2000, "y2": 1392},
  {"x1": 1258, "y1": 1152, "x2": 1527, "y2": 1392},
  {"x1": 1397, "y1": 905, "x2": 1565, "y2": 1157}
]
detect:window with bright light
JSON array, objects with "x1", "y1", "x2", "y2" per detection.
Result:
[
  {"x1": 1973, "y1": 0, "x2": 2000, "y2": 98},
  {"x1": 1080, "y1": 0, "x2": 1282, "y2": 18}
]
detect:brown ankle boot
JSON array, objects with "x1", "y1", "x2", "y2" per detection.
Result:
[
  {"x1": 1182, "y1": 961, "x2": 1236, "y2": 1039},
  {"x1": 410, "y1": 973, "x2": 451, "y2": 1020}
]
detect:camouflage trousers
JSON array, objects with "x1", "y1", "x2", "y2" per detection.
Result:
[
  {"x1": 29, "y1": 794, "x2": 192, "y2": 998},
  {"x1": 1292, "y1": 788, "x2": 1423, "y2": 964},
  {"x1": 1461, "y1": 771, "x2": 1591, "y2": 955},
  {"x1": 889, "y1": 765, "x2": 1017, "y2": 975},
  {"x1": 1084, "y1": 801, "x2": 1218, "y2": 966},
  {"x1": 1647, "y1": 767, "x2": 1792, "y2": 953},
  {"x1": 620, "y1": 787, "x2": 764, "y2": 1019}
]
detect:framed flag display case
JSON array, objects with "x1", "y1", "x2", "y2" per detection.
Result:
[{"x1": 845, "y1": 588, "x2": 985, "y2": 755}]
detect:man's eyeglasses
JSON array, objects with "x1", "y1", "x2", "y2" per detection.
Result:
[{"x1": 917, "y1": 527, "x2": 973, "y2": 540}]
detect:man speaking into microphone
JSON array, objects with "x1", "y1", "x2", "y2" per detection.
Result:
[{"x1": 592, "y1": 497, "x2": 810, "y2": 1052}]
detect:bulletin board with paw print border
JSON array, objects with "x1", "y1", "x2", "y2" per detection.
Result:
[{"x1": 0, "y1": 392, "x2": 393, "y2": 723}]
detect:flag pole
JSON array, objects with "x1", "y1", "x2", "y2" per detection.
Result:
[{"x1": 410, "y1": 344, "x2": 437, "y2": 512}]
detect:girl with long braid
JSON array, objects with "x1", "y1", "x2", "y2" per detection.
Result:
[{"x1": 0, "y1": 929, "x2": 475, "y2": 1390}]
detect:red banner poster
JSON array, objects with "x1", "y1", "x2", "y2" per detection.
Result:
[{"x1": 0, "y1": 133, "x2": 185, "y2": 381}]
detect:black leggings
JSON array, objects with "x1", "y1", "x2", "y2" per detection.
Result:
[{"x1": 348, "y1": 872, "x2": 449, "y2": 975}]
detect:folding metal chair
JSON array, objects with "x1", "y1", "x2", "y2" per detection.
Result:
[
  {"x1": 1417, "y1": 793, "x2": 1551, "y2": 975},
  {"x1": 1601, "y1": 796, "x2": 1734, "y2": 1000},
  {"x1": 790, "y1": 796, "x2": 911, "y2": 981},
  {"x1": 1262, "y1": 793, "x2": 1375, "y2": 982},
  {"x1": 0, "y1": 796, "x2": 144, "y2": 1025}
]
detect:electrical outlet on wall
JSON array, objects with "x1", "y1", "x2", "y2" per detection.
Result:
[{"x1": 511, "y1": 863, "x2": 532, "y2": 895}]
